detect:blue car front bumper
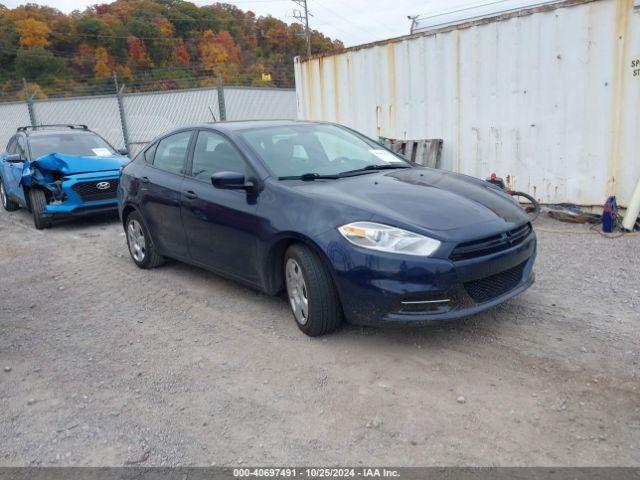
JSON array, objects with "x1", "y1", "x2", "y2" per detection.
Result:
[
  {"x1": 320, "y1": 227, "x2": 537, "y2": 326},
  {"x1": 42, "y1": 170, "x2": 120, "y2": 217}
]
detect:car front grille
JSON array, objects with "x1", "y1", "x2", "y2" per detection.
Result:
[
  {"x1": 71, "y1": 179, "x2": 118, "y2": 202},
  {"x1": 450, "y1": 223, "x2": 532, "y2": 261},
  {"x1": 464, "y1": 261, "x2": 527, "y2": 303}
]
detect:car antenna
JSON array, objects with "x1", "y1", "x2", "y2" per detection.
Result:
[{"x1": 208, "y1": 106, "x2": 217, "y2": 122}]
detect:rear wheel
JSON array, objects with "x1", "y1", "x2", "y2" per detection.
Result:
[
  {"x1": 29, "y1": 188, "x2": 51, "y2": 229},
  {"x1": 0, "y1": 178, "x2": 19, "y2": 212},
  {"x1": 125, "y1": 211, "x2": 164, "y2": 269},
  {"x1": 284, "y1": 244, "x2": 342, "y2": 337}
]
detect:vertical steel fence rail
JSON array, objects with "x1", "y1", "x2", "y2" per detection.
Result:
[
  {"x1": 113, "y1": 73, "x2": 131, "y2": 153},
  {"x1": 22, "y1": 78, "x2": 37, "y2": 127}
]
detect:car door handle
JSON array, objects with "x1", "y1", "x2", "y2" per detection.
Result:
[
  {"x1": 183, "y1": 190, "x2": 198, "y2": 199},
  {"x1": 140, "y1": 176, "x2": 150, "y2": 184}
]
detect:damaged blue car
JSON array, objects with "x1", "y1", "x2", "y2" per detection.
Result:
[{"x1": 0, "y1": 125, "x2": 129, "y2": 229}]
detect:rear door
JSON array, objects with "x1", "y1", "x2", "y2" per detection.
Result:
[
  {"x1": 180, "y1": 129, "x2": 261, "y2": 283},
  {"x1": 138, "y1": 130, "x2": 193, "y2": 258}
]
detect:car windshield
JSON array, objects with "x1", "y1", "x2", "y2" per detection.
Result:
[
  {"x1": 29, "y1": 132, "x2": 117, "y2": 159},
  {"x1": 238, "y1": 123, "x2": 410, "y2": 179}
]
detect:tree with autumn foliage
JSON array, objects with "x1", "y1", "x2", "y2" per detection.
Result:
[
  {"x1": 93, "y1": 46, "x2": 111, "y2": 79},
  {"x1": 0, "y1": 0, "x2": 344, "y2": 100},
  {"x1": 17, "y1": 17, "x2": 51, "y2": 49}
]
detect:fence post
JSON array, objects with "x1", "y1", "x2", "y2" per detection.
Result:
[
  {"x1": 113, "y1": 72, "x2": 131, "y2": 153},
  {"x1": 22, "y1": 78, "x2": 37, "y2": 126},
  {"x1": 216, "y1": 70, "x2": 226, "y2": 121}
]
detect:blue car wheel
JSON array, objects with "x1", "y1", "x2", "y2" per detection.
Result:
[
  {"x1": 0, "y1": 178, "x2": 19, "y2": 212},
  {"x1": 29, "y1": 189, "x2": 51, "y2": 230}
]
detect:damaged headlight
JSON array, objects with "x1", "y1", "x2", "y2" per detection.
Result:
[{"x1": 338, "y1": 222, "x2": 441, "y2": 256}]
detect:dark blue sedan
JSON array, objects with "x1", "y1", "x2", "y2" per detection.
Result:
[{"x1": 118, "y1": 121, "x2": 536, "y2": 336}]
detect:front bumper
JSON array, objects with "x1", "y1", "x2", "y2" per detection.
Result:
[
  {"x1": 321, "y1": 228, "x2": 537, "y2": 326},
  {"x1": 42, "y1": 171, "x2": 119, "y2": 217}
]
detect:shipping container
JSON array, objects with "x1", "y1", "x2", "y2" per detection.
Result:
[{"x1": 294, "y1": 0, "x2": 640, "y2": 207}]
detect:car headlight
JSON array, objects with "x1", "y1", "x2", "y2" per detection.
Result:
[{"x1": 338, "y1": 222, "x2": 441, "y2": 256}]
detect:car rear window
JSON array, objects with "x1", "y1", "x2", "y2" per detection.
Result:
[{"x1": 29, "y1": 133, "x2": 117, "y2": 159}]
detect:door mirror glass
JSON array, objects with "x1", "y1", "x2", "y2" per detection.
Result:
[
  {"x1": 6, "y1": 153, "x2": 22, "y2": 163},
  {"x1": 211, "y1": 171, "x2": 254, "y2": 191}
]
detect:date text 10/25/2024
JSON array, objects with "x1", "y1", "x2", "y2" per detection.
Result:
[{"x1": 233, "y1": 468, "x2": 401, "y2": 478}]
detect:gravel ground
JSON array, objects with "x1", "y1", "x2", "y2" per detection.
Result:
[{"x1": 0, "y1": 207, "x2": 638, "y2": 467}]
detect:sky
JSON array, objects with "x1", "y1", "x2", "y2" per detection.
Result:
[{"x1": 0, "y1": 0, "x2": 486, "y2": 47}]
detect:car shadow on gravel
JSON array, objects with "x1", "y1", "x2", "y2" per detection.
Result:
[
  {"x1": 49, "y1": 212, "x2": 120, "y2": 231},
  {"x1": 3, "y1": 207, "x2": 120, "y2": 231},
  {"x1": 334, "y1": 295, "x2": 526, "y2": 350},
  {"x1": 158, "y1": 250, "x2": 520, "y2": 346}
]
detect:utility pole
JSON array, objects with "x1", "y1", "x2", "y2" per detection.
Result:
[{"x1": 292, "y1": 0, "x2": 311, "y2": 57}]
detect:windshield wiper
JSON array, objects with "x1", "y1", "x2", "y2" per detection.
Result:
[
  {"x1": 340, "y1": 164, "x2": 411, "y2": 175},
  {"x1": 278, "y1": 173, "x2": 341, "y2": 181}
]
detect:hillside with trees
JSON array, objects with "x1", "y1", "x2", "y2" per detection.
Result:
[{"x1": 0, "y1": 0, "x2": 343, "y2": 100}]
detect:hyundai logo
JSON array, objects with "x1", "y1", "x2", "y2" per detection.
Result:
[{"x1": 96, "y1": 181, "x2": 111, "y2": 190}]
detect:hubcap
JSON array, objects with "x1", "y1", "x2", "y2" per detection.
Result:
[
  {"x1": 285, "y1": 258, "x2": 309, "y2": 325},
  {"x1": 0, "y1": 182, "x2": 6, "y2": 207},
  {"x1": 127, "y1": 219, "x2": 146, "y2": 262}
]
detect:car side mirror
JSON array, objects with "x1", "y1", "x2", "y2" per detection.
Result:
[
  {"x1": 211, "y1": 171, "x2": 256, "y2": 191},
  {"x1": 5, "y1": 153, "x2": 23, "y2": 163},
  {"x1": 117, "y1": 148, "x2": 129, "y2": 156}
]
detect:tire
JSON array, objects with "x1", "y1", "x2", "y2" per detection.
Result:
[
  {"x1": 284, "y1": 244, "x2": 343, "y2": 336},
  {"x1": 510, "y1": 191, "x2": 541, "y2": 222},
  {"x1": 125, "y1": 210, "x2": 164, "y2": 269},
  {"x1": 0, "y1": 178, "x2": 19, "y2": 212},
  {"x1": 29, "y1": 188, "x2": 51, "y2": 229}
]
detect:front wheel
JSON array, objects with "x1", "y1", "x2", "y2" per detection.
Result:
[
  {"x1": 284, "y1": 244, "x2": 343, "y2": 337},
  {"x1": 29, "y1": 189, "x2": 51, "y2": 229},
  {"x1": 0, "y1": 179, "x2": 19, "y2": 212}
]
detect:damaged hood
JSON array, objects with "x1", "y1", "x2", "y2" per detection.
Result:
[{"x1": 32, "y1": 153, "x2": 128, "y2": 174}]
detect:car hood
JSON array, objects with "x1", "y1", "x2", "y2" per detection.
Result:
[
  {"x1": 289, "y1": 167, "x2": 530, "y2": 239},
  {"x1": 32, "y1": 153, "x2": 128, "y2": 174}
]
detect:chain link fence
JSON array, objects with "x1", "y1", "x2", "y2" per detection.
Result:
[{"x1": 0, "y1": 81, "x2": 297, "y2": 157}]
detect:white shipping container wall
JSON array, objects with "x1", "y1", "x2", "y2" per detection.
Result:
[{"x1": 295, "y1": 0, "x2": 640, "y2": 206}]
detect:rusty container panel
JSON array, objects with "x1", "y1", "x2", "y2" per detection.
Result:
[{"x1": 295, "y1": 0, "x2": 640, "y2": 206}]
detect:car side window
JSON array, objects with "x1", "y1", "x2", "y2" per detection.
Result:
[
  {"x1": 144, "y1": 143, "x2": 157, "y2": 164},
  {"x1": 16, "y1": 136, "x2": 27, "y2": 159},
  {"x1": 152, "y1": 131, "x2": 192, "y2": 175},
  {"x1": 191, "y1": 130, "x2": 246, "y2": 181},
  {"x1": 6, "y1": 137, "x2": 16, "y2": 154}
]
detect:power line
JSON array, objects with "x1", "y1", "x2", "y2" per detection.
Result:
[{"x1": 307, "y1": 0, "x2": 374, "y2": 41}]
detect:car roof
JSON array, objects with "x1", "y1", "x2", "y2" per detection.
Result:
[
  {"x1": 186, "y1": 119, "x2": 324, "y2": 133},
  {"x1": 24, "y1": 129, "x2": 96, "y2": 138}
]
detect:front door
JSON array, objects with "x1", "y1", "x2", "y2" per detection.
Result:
[{"x1": 180, "y1": 129, "x2": 261, "y2": 284}]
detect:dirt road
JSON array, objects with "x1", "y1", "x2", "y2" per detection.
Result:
[{"x1": 0, "y1": 208, "x2": 638, "y2": 466}]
